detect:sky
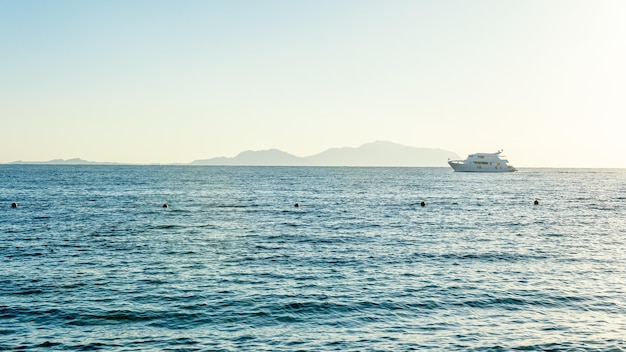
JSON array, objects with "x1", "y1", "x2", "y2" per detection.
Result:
[{"x1": 1, "y1": 0, "x2": 625, "y2": 167}]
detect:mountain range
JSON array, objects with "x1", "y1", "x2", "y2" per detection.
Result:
[
  {"x1": 8, "y1": 141, "x2": 460, "y2": 167},
  {"x1": 191, "y1": 141, "x2": 459, "y2": 167}
]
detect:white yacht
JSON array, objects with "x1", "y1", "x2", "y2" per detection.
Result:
[{"x1": 448, "y1": 150, "x2": 517, "y2": 172}]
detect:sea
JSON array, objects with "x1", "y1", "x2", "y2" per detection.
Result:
[{"x1": 1, "y1": 165, "x2": 625, "y2": 351}]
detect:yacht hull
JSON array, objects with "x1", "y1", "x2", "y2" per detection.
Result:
[{"x1": 448, "y1": 161, "x2": 516, "y2": 172}]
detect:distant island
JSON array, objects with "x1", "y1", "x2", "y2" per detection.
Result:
[
  {"x1": 8, "y1": 141, "x2": 460, "y2": 167},
  {"x1": 8, "y1": 158, "x2": 120, "y2": 165},
  {"x1": 191, "y1": 141, "x2": 459, "y2": 167}
]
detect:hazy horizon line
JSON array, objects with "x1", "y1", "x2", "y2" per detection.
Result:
[{"x1": 3, "y1": 140, "x2": 625, "y2": 169}]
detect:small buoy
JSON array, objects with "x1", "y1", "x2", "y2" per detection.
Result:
[
  {"x1": 162, "y1": 203, "x2": 168, "y2": 208},
  {"x1": 420, "y1": 201, "x2": 426, "y2": 207},
  {"x1": 294, "y1": 203, "x2": 299, "y2": 208},
  {"x1": 11, "y1": 202, "x2": 18, "y2": 208},
  {"x1": 534, "y1": 200, "x2": 539, "y2": 205}
]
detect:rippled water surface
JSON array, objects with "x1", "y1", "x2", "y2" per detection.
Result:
[{"x1": 1, "y1": 166, "x2": 625, "y2": 351}]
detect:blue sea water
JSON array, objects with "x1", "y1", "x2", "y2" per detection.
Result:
[{"x1": 1, "y1": 165, "x2": 625, "y2": 351}]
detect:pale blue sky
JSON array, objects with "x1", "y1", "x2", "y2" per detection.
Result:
[{"x1": 1, "y1": 0, "x2": 624, "y2": 167}]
